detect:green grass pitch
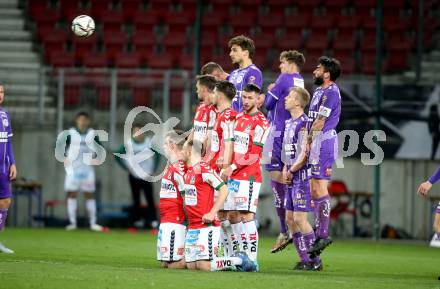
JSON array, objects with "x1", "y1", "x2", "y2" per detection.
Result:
[{"x1": 0, "y1": 228, "x2": 439, "y2": 289}]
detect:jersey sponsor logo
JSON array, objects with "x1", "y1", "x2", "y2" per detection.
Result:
[
  {"x1": 227, "y1": 179, "x2": 240, "y2": 193},
  {"x1": 234, "y1": 196, "x2": 248, "y2": 206},
  {"x1": 177, "y1": 247, "x2": 184, "y2": 255},
  {"x1": 293, "y1": 77, "x2": 305, "y2": 88},
  {"x1": 160, "y1": 246, "x2": 169, "y2": 253},
  {"x1": 216, "y1": 259, "x2": 232, "y2": 268},
  {"x1": 308, "y1": 110, "x2": 319, "y2": 120},
  {"x1": 233, "y1": 131, "x2": 250, "y2": 154},
  {"x1": 184, "y1": 184, "x2": 197, "y2": 206},
  {"x1": 193, "y1": 120, "x2": 208, "y2": 142},
  {"x1": 249, "y1": 232, "x2": 257, "y2": 252},
  {"x1": 2, "y1": 118, "x2": 8, "y2": 127},
  {"x1": 0, "y1": 131, "x2": 8, "y2": 139},
  {"x1": 160, "y1": 179, "x2": 177, "y2": 199},
  {"x1": 186, "y1": 229, "x2": 200, "y2": 244},
  {"x1": 211, "y1": 131, "x2": 219, "y2": 152}
]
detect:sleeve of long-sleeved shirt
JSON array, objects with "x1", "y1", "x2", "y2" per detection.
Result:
[
  {"x1": 429, "y1": 166, "x2": 440, "y2": 184},
  {"x1": 265, "y1": 74, "x2": 285, "y2": 111},
  {"x1": 6, "y1": 113, "x2": 15, "y2": 165}
]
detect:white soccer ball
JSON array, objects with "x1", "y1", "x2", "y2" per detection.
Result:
[{"x1": 71, "y1": 15, "x2": 95, "y2": 37}]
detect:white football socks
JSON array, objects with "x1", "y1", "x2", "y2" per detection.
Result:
[
  {"x1": 67, "y1": 198, "x2": 77, "y2": 225},
  {"x1": 86, "y1": 199, "x2": 97, "y2": 226},
  {"x1": 242, "y1": 220, "x2": 258, "y2": 263},
  {"x1": 210, "y1": 257, "x2": 242, "y2": 271}
]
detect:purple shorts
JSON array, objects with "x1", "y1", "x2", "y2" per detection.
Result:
[
  {"x1": 436, "y1": 202, "x2": 440, "y2": 214},
  {"x1": 284, "y1": 180, "x2": 312, "y2": 212},
  {"x1": 0, "y1": 173, "x2": 11, "y2": 199},
  {"x1": 264, "y1": 127, "x2": 284, "y2": 172},
  {"x1": 310, "y1": 137, "x2": 337, "y2": 180},
  {"x1": 271, "y1": 181, "x2": 286, "y2": 209}
]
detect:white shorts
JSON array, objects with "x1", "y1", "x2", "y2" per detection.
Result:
[
  {"x1": 226, "y1": 179, "x2": 261, "y2": 213},
  {"x1": 185, "y1": 226, "x2": 220, "y2": 263},
  {"x1": 64, "y1": 169, "x2": 96, "y2": 192},
  {"x1": 157, "y1": 223, "x2": 186, "y2": 262}
]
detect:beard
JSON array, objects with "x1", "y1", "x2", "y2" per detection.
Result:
[{"x1": 313, "y1": 75, "x2": 324, "y2": 85}]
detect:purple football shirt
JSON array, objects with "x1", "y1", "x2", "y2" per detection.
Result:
[{"x1": 227, "y1": 64, "x2": 263, "y2": 112}]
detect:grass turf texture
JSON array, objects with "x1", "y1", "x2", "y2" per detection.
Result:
[{"x1": 0, "y1": 229, "x2": 438, "y2": 289}]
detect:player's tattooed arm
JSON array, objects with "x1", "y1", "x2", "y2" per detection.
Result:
[{"x1": 307, "y1": 115, "x2": 327, "y2": 144}]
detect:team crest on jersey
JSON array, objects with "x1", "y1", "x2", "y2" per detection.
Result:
[
  {"x1": 190, "y1": 175, "x2": 195, "y2": 184},
  {"x1": 249, "y1": 76, "x2": 256, "y2": 83},
  {"x1": 322, "y1": 95, "x2": 327, "y2": 104},
  {"x1": 203, "y1": 113, "x2": 207, "y2": 122},
  {"x1": 2, "y1": 118, "x2": 8, "y2": 127},
  {"x1": 325, "y1": 167, "x2": 332, "y2": 177},
  {"x1": 167, "y1": 171, "x2": 172, "y2": 179}
]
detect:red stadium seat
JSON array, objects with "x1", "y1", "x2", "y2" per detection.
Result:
[
  {"x1": 132, "y1": 85, "x2": 152, "y2": 107},
  {"x1": 361, "y1": 34, "x2": 377, "y2": 53},
  {"x1": 258, "y1": 13, "x2": 284, "y2": 34},
  {"x1": 163, "y1": 33, "x2": 187, "y2": 58},
  {"x1": 82, "y1": 53, "x2": 109, "y2": 68},
  {"x1": 133, "y1": 11, "x2": 162, "y2": 33},
  {"x1": 42, "y1": 29, "x2": 68, "y2": 58},
  {"x1": 121, "y1": 0, "x2": 143, "y2": 20},
  {"x1": 64, "y1": 8, "x2": 92, "y2": 23},
  {"x1": 211, "y1": 54, "x2": 233, "y2": 72},
  {"x1": 332, "y1": 33, "x2": 357, "y2": 55},
  {"x1": 386, "y1": 53, "x2": 409, "y2": 73},
  {"x1": 276, "y1": 31, "x2": 303, "y2": 51},
  {"x1": 90, "y1": 0, "x2": 113, "y2": 21},
  {"x1": 302, "y1": 53, "x2": 322, "y2": 73},
  {"x1": 334, "y1": 57, "x2": 356, "y2": 75},
  {"x1": 165, "y1": 11, "x2": 194, "y2": 33},
  {"x1": 147, "y1": 53, "x2": 174, "y2": 69},
  {"x1": 353, "y1": 0, "x2": 376, "y2": 16},
  {"x1": 253, "y1": 53, "x2": 268, "y2": 71},
  {"x1": 310, "y1": 16, "x2": 334, "y2": 30},
  {"x1": 336, "y1": 16, "x2": 360, "y2": 35},
  {"x1": 284, "y1": 14, "x2": 309, "y2": 31},
  {"x1": 384, "y1": 17, "x2": 410, "y2": 33},
  {"x1": 361, "y1": 53, "x2": 385, "y2": 75},
  {"x1": 297, "y1": 0, "x2": 322, "y2": 9},
  {"x1": 150, "y1": 0, "x2": 173, "y2": 12},
  {"x1": 305, "y1": 31, "x2": 329, "y2": 55},
  {"x1": 325, "y1": 0, "x2": 349, "y2": 15},
  {"x1": 101, "y1": 11, "x2": 125, "y2": 32},
  {"x1": 72, "y1": 34, "x2": 98, "y2": 62},
  {"x1": 229, "y1": 12, "x2": 257, "y2": 35},
  {"x1": 47, "y1": 51, "x2": 76, "y2": 67},
  {"x1": 252, "y1": 33, "x2": 275, "y2": 59},
  {"x1": 103, "y1": 31, "x2": 128, "y2": 59},
  {"x1": 239, "y1": 0, "x2": 263, "y2": 9},
  {"x1": 133, "y1": 32, "x2": 157, "y2": 53},
  {"x1": 114, "y1": 52, "x2": 142, "y2": 68},
  {"x1": 178, "y1": 53, "x2": 194, "y2": 70}
]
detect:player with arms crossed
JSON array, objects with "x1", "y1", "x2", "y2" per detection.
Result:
[
  {"x1": 60, "y1": 112, "x2": 104, "y2": 232},
  {"x1": 201, "y1": 62, "x2": 229, "y2": 81},
  {"x1": 208, "y1": 80, "x2": 237, "y2": 257},
  {"x1": 221, "y1": 84, "x2": 270, "y2": 270},
  {"x1": 283, "y1": 87, "x2": 322, "y2": 271},
  {"x1": 264, "y1": 50, "x2": 306, "y2": 253},
  {"x1": 0, "y1": 83, "x2": 17, "y2": 254},
  {"x1": 182, "y1": 140, "x2": 255, "y2": 272},
  {"x1": 157, "y1": 130, "x2": 188, "y2": 269},
  {"x1": 191, "y1": 75, "x2": 218, "y2": 144},
  {"x1": 306, "y1": 57, "x2": 342, "y2": 257},
  {"x1": 227, "y1": 35, "x2": 263, "y2": 112},
  {"x1": 417, "y1": 167, "x2": 440, "y2": 248}
]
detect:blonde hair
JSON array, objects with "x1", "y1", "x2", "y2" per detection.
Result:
[{"x1": 290, "y1": 87, "x2": 310, "y2": 108}]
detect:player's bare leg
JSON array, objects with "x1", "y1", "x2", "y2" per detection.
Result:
[
  {"x1": 0, "y1": 197, "x2": 13, "y2": 253},
  {"x1": 85, "y1": 192, "x2": 102, "y2": 232},
  {"x1": 309, "y1": 178, "x2": 332, "y2": 256},
  {"x1": 240, "y1": 211, "x2": 259, "y2": 271},
  {"x1": 165, "y1": 260, "x2": 186, "y2": 269},
  {"x1": 66, "y1": 191, "x2": 78, "y2": 231},
  {"x1": 430, "y1": 213, "x2": 440, "y2": 247},
  {"x1": 186, "y1": 262, "x2": 197, "y2": 270},
  {"x1": 228, "y1": 210, "x2": 242, "y2": 255}
]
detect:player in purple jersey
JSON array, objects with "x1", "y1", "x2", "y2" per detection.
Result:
[
  {"x1": 306, "y1": 56, "x2": 342, "y2": 258},
  {"x1": 227, "y1": 35, "x2": 263, "y2": 112},
  {"x1": 283, "y1": 87, "x2": 322, "y2": 271},
  {"x1": 417, "y1": 167, "x2": 440, "y2": 248},
  {"x1": 263, "y1": 50, "x2": 305, "y2": 253},
  {"x1": 201, "y1": 62, "x2": 229, "y2": 81},
  {"x1": 0, "y1": 83, "x2": 17, "y2": 254}
]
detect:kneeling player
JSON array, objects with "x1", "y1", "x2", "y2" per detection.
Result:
[
  {"x1": 283, "y1": 87, "x2": 322, "y2": 271},
  {"x1": 157, "y1": 131, "x2": 188, "y2": 269},
  {"x1": 182, "y1": 140, "x2": 255, "y2": 272}
]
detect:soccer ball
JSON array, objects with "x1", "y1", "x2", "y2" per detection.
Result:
[{"x1": 71, "y1": 15, "x2": 95, "y2": 37}]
